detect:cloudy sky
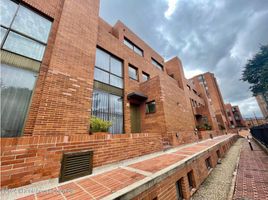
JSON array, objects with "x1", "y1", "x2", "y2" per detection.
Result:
[{"x1": 100, "y1": 0, "x2": 268, "y2": 118}]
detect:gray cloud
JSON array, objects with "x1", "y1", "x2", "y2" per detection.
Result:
[{"x1": 100, "y1": 0, "x2": 268, "y2": 117}]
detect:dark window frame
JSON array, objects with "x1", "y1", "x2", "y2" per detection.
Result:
[
  {"x1": 146, "y1": 100, "x2": 156, "y2": 114},
  {"x1": 94, "y1": 47, "x2": 124, "y2": 89},
  {"x1": 176, "y1": 178, "x2": 184, "y2": 200},
  {"x1": 123, "y1": 37, "x2": 143, "y2": 57},
  {"x1": 151, "y1": 57, "x2": 164, "y2": 71},
  {"x1": 128, "y1": 64, "x2": 139, "y2": 81},
  {"x1": 0, "y1": 0, "x2": 53, "y2": 61},
  {"x1": 187, "y1": 170, "x2": 195, "y2": 190},
  {"x1": 142, "y1": 71, "x2": 150, "y2": 82},
  {"x1": 205, "y1": 157, "x2": 212, "y2": 170}
]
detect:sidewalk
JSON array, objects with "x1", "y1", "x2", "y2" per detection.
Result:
[
  {"x1": 1, "y1": 134, "x2": 234, "y2": 200},
  {"x1": 192, "y1": 138, "x2": 243, "y2": 200},
  {"x1": 233, "y1": 138, "x2": 268, "y2": 200}
]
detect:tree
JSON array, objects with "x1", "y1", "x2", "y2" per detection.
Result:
[{"x1": 241, "y1": 45, "x2": 268, "y2": 96}]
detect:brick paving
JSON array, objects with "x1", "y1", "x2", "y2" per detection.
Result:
[
  {"x1": 233, "y1": 139, "x2": 268, "y2": 200},
  {"x1": 13, "y1": 135, "x2": 233, "y2": 200}
]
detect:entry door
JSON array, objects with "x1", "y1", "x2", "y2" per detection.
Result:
[{"x1": 130, "y1": 104, "x2": 141, "y2": 133}]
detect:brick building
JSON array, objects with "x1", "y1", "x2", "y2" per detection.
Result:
[
  {"x1": 191, "y1": 73, "x2": 229, "y2": 131},
  {"x1": 225, "y1": 104, "x2": 246, "y2": 128},
  {"x1": 1, "y1": 0, "x2": 238, "y2": 198}
]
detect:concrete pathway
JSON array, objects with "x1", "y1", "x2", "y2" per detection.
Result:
[
  {"x1": 192, "y1": 138, "x2": 243, "y2": 200},
  {"x1": 1, "y1": 135, "x2": 234, "y2": 200},
  {"x1": 233, "y1": 138, "x2": 268, "y2": 200}
]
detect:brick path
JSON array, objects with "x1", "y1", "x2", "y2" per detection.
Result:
[
  {"x1": 8, "y1": 135, "x2": 233, "y2": 200},
  {"x1": 233, "y1": 138, "x2": 268, "y2": 200}
]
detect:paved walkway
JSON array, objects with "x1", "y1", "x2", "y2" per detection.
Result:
[
  {"x1": 192, "y1": 138, "x2": 243, "y2": 200},
  {"x1": 233, "y1": 138, "x2": 268, "y2": 200},
  {"x1": 1, "y1": 135, "x2": 233, "y2": 200}
]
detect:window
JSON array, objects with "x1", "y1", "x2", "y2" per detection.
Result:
[
  {"x1": 1, "y1": 0, "x2": 52, "y2": 137},
  {"x1": 187, "y1": 171, "x2": 195, "y2": 190},
  {"x1": 146, "y1": 101, "x2": 156, "y2": 114},
  {"x1": 92, "y1": 90, "x2": 123, "y2": 134},
  {"x1": 94, "y1": 48, "x2": 123, "y2": 89},
  {"x1": 128, "y1": 65, "x2": 138, "y2": 80},
  {"x1": 205, "y1": 157, "x2": 212, "y2": 170},
  {"x1": 93, "y1": 48, "x2": 124, "y2": 134},
  {"x1": 123, "y1": 37, "x2": 143, "y2": 56},
  {"x1": 187, "y1": 85, "x2": 191, "y2": 91},
  {"x1": 1, "y1": 0, "x2": 52, "y2": 61},
  {"x1": 176, "y1": 178, "x2": 184, "y2": 200},
  {"x1": 142, "y1": 72, "x2": 150, "y2": 82},
  {"x1": 151, "y1": 58, "x2": 163, "y2": 71},
  {"x1": 216, "y1": 150, "x2": 220, "y2": 159}
]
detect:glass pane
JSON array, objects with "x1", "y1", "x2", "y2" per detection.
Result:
[
  {"x1": 123, "y1": 39, "x2": 133, "y2": 50},
  {"x1": 11, "y1": 6, "x2": 52, "y2": 43},
  {"x1": 1, "y1": 64, "x2": 37, "y2": 137},
  {"x1": 110, "y1": 57, "x2": 122, "y2": 77},
  {"x1": 134, "y1": 46, "x2": 143, "y2": 56},
  {"x1": 142, "y1": 73, "x2": 149, "y2": 82},
  {"x1": 152, "y1": 58, "x2": 163, "y2": 70},
  {"x1": 0, "y1": 0, "x2": 18, "y2": 27},
  {"x1": 110, "y1": 74, "x2": 123, "y2": 88},
  {"x1": 92, "y1": 90, "x2": 109, "y2": 121},
  {"x1": 109, "y1": 94, "x2": 123, "y2": 134},
  {"x1": 1, "y1": 27, "x2": 7, "y2": 43},
  {"x1": 95, "y1": 48, "x2": 109, "y2": 71},
  {"x1": 129, "y1": 66, "x2": 137, "y2": 80},
  {"x1": 94, "y1": 68, "x2": 109, "y2": 84},
  {"x1": 3, "y1": 31, "x2": 45, "y2": 61}
]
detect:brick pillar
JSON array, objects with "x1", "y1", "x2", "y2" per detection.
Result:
[{"x1": 25, "y1": 0, "x2": 100, "y2": 136}]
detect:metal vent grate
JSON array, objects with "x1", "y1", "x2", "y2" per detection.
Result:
[{"x1": 59, "y1": 150, "x2": 93, "y2": 183}]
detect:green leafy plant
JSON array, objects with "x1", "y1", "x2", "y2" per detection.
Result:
[
  {"x1": 196, "y1": 125, "x2": 205, "y2": 131},
  {"x1": 90, "y1": 116, "x2": 112, "y2": 133},
  {"x1": 204, "y1": 123, "x2": 212, "y2": 130},
  {"x1": 197, "y1": 123, "x2": 212, "y2": 131}
]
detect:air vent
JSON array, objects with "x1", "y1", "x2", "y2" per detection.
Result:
[{"x1": 59, "y1": 150, "x2": 93, "y2": 183}]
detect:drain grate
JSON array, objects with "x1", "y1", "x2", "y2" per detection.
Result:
[{"x1": 59, "y1": 150, "x2": 93, "y2": 183}]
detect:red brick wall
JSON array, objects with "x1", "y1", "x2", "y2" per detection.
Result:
[
  {"x1": 24, "y1": 0, "x2": 100, "y2": 136},
  {"x1": 0, "y1": 133, "x2": 163, "y2": 189},
  {"x1": 133, "y1": 136, "x2": 238, "y2": 200}
]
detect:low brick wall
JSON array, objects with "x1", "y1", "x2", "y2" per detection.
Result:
[
  {"x1": 0, "y1": 133, "x2": 163, "y2": 189},
  {"x1": 133, "y1": 135, "x2": 238, "y2": 200}
]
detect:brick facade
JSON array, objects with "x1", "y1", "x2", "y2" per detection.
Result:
[{"x1": 1, "y1": 0, "x2": 236, "y2": 191}]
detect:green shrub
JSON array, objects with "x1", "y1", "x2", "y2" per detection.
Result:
[
  {"x1": 204, "y1": 123, "x2": 212, "y2": 130},
  {"x1": 90, "y1": 116, "x2": 112, "y2": 132}
]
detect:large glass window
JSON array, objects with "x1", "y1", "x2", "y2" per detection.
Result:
[
  {"x1": 3, "y1": 32, "x2": 45, "y2": 61},
  {"x1": 1, "y1": 0, "x2": 52, "y2": 61},
  {"x1": 92, "y1": 90, "x2": 123, "y2": 134},
  {"x1": 0, "y1": 0, "x2": 18, "y2": 27},
  {"x1": 1, "y1": 64, "x2": 37, "y2": 137},
  {"x1": 1, "y1": 0, "x2": 52, "y2": 137},
  {"x1": 93, "y1": 48, "x2": 124, "y2": 134},
  {"x1": 94, "y1": 48, "x2": 123, "y2": 89}
]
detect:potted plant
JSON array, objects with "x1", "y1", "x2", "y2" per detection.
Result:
[
  {"x1": 89, "y1": 116, "x2": 112, "y2": 135},
  {"x1": 204, "y1": 123, "x2": 212, "y2": 130},
  {"x1": 196, "y1": 125, "x2": 206, "y2": 131}
]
